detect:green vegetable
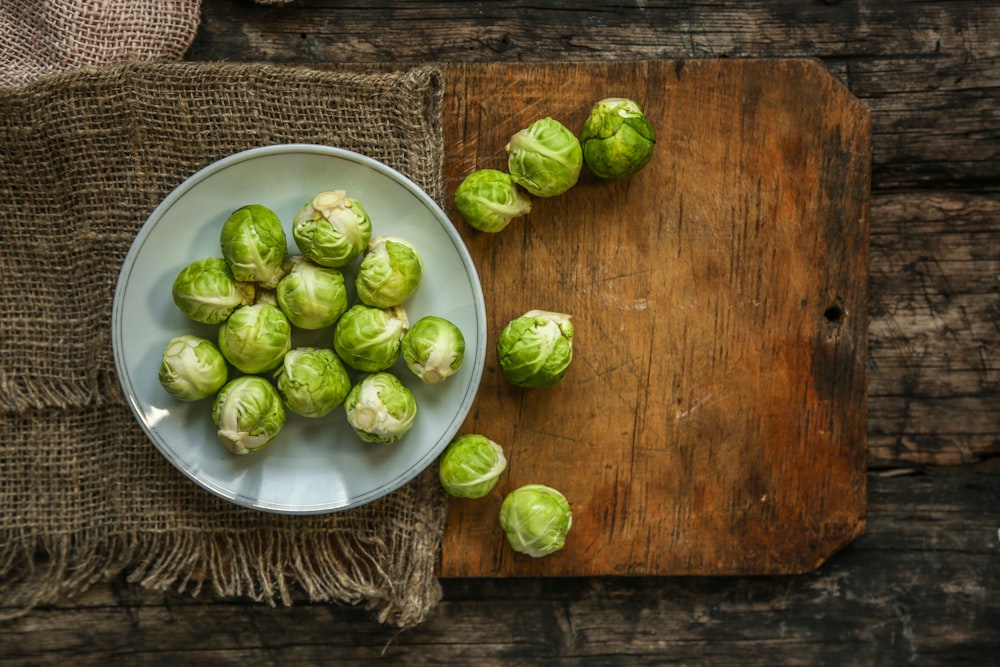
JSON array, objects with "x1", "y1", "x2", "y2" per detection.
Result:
[
  {"x1": 211, "y1": 375, "x2": 287, "y2": 455},
  {"x1": 453, "y1": 169, "x2": 532, "y2": 233},
  {"x1": 253, "y1": 289, "x2": 279, "y2": 307},
  {"x1": 499, "y1": 484, "x2": 572, "y2": 557},
  {"x1": 355, "y1": 236, "x2": 423, "y2": 308},
  {"x1": 219, "y1": 204, "x2": 289, "y2": 289},
  {"x1": 438, "y1": 434, "x2": 507, "y2": 498},
  {"x1": 292, "y1": 190, "x2": 372, "y2": 268},
  {"x1": 344, "y1": 372, "x2": 417, "y2": 444},
  {"x1": 506, "y1": 117, "x2": 583, "y2": 197},
  {"x1": 401, "y1": 316, "x2": 465, "y2": 384},
  {"x1": 275, "y1": 256, "x2": 349, "y2": 330},
  {"x1": 171, "y1": 257, "x2": 255, "y2": 325},
  {"x1": 217, "y1": 302, "x2": 292, "y2": 374},
  {"x1": 274, "y1": 347, "x2": 352, "y2": 418},
  {"x1": 496, "y1": 310, "x2": 574, "y2": 388},
  {"x1": 580, "y1": 97, "x2": 656, "y2": 179},
  {"x1": 332, "y1": 304, "x2": 409, "y2": 373},
  {"x1": 158, "y1": 334, "x2": 229, "y2": 401}
]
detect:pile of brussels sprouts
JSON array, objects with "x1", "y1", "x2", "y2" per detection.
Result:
[
  {"x1": 159, "y1": 189, "x2": 467, "y2": 455},
  {"x1": 438, "y1": 310, "x2": 576, "y2": 557},
  {"x1": 439, "y1": 98, "x2": 655, "y2": 558},
  {"x1": 453, "y1": 97, "x2": 656, "y2": 233}
]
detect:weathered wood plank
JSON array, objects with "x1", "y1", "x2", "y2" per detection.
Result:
[
  {"x1": 870, "y1": 397, "x2": 998, "y2": 465},
  {"x1": 867, "y1": 192, "x2": 999, "y2": 467},
  {"x1": 189, "y1": 1, "x2": 999, "y2": 63},
  {"x1": 186, "y1": 0, "x2": 1000, "y2": 191},
  {"x1": 2, "y1": 471, "x2": 996, "y2": 665},
  {"x1": 833, "y1": 54, "x2": 1000, "y2": 190}
]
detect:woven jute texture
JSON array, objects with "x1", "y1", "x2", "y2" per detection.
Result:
[
  {"x1": 0, "y1": 62, "x2": 449, "y2": 629},
  {"x1": 0, "y1": 1, "x2": 297, "y2": 88}
]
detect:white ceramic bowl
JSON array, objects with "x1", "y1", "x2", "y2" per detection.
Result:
[{"x1": 112, "y1": 144, "x2": 486, "y2": 514}]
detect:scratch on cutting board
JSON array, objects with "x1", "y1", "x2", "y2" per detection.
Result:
[
  {"x1": 597, "y1": 291, "x2": 651, "y2": 311},
  {"x1": 675, "y1": 393, "x2": 714, "y2": 420}
]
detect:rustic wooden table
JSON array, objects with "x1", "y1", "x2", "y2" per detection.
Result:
[{"x1": 5, "y1": 1, "x2": 997, "y2": 664}]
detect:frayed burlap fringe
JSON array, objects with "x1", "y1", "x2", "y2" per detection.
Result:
[
  {"x1": 0, "y1": 492, "x2": 446, "y2": 628},
  {"x1": 1, "y1": 62, "x2": 449, "y2": 629}
]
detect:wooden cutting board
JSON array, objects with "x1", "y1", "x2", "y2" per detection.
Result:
[{"x1": 437, "y1": 60, "x2": 870, "y2": 577}]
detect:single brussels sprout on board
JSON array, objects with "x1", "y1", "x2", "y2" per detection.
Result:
[
  {"x1": 453, "y1": 169, "x2": 532, "y2": 233},
  {"x1": 438, "y1": 434, "x2": 507, "y2": 499},
  {"x1": 344, "y1": 372, "x2": 417, "y2": 444},
  {"x1": 158, "y1": 334, "x2": 229, "y2": 401},
  {"x1": 333, "y1": 304, "x2": 409, "y2": 373},
  {"x1": 355, "y1": 236, "x2": 423, "y2": 308},
  {"x1": 580, "y1": 97, "x2": 656, "y2": 179},
  {"x1": 171, "y1": 257, "x2": 254, "y2": 325},
  {"x1": 212, "y1": 375, "x2": 287, "y2": 455},
  {"x1": 292, "y1": 190, "x2": 372, "y2": 268},
  {"x1": 506, "y1": 117, "x2": 583, "y2": 198},
  {"x1": 401, "y1": 315, "x2": 465, "y2": 384},
  {"x1": 275, "y1": 256, "x2": 349, "y2": 330},
  {"x1": 220, "y1": 204, "x2": 289, "y2": 289},
  {"x1": 499, "y1": 484, "x2": 573, "y2": 557},
  {"x1": 217, "y1": 302, "x2": 292, "y2": 375},
  {"x1": 497, "y1": 310, "x2": 574, "y2": 388},
  {"x1": 274, "y1": 347, "x2": 352, "y2": 418}
]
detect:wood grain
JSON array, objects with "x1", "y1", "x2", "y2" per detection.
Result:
[
  {"x1": 868, "y1": 192, "x2": 1000, "y2": 467},
  {"x1": 437, "y1": 60, "x2": 871, "y2": 577},
  {"x1": 4, "y1": 470, "x2": 995, "y2": 666}
]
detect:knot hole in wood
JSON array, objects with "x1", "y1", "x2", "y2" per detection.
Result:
[{"x1": 824, "y1": 304, "x2": 844, "y2": 324}]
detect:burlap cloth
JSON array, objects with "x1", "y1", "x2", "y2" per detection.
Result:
[
  {"x1": 0, "y1": 62, "x2": 451, "y2": 629},
  {"x1": 0, "y1": 1, "x2": 295, "y2": 87}
]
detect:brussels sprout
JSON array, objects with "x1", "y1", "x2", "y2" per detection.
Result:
[
  {"x1": 438, "y1": 434, "x2": 507, "y2": 498},
  {"x1": 274, "y1": 347, "x2": 352, "y2": 418},
  {"x1": 171, "y1": 257, "x2": 255, "y2": 324},
  {"x1": 275, "y1": 256, "x2": 349, "y2": 330},
  {"x1": 355, "y1": 236, "x2": 423, "y2": 308},
  {"x1": 498, "y1": 484, "x2": 573, "y2": 557},
  {"x1": 217, "y1": 302, "x2": 292, "y2": 374},
  {"x1": 332, "y1": 304, "x2": 409, "y2": 373},
  {"x1": 453, "y1": 169, "x2": 532, "y2": 233},
  {"x1": 253, "y1": 289, "x2": 279, "y2": 307},
  {"x1": 292, "y1": 190, "x2": 372, "y2": 268},
  {"x1": 496, "y1": 310, "x2": 574, "y2": 388},
  {"x1": 344, "y1": 372, "x2": 417, "y2": 444},
  {"x1": 211, "y1": 375, "x2": 286, "y2": 455},
  {"x1": 401, "y1": 316, "x2": 465, "y2": 384},
  {"x1": 220, "y1": 204, "x2": 289, "y2": 289},
  {"x1": 506, "y1": 117, "x2": 583, "y2": 198},
  {"x1": 580, "y1": 97, "x2": 656, "y2": 179},
  {"x1": 158, "y1": 334, "x2": 229, "y2": 401}
]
